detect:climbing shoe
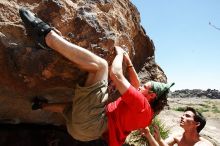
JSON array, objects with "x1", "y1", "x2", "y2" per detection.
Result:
[{"x1": 19, "y1": 7, "x2": 52, "y2": 50}]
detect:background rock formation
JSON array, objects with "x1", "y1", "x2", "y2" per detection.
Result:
[
  {"x1": 170, "y1": 89, "x2": 220, "y2": 99},
  {"x1": 0, "y1": 0, "x2": 167, "y2": 126}
]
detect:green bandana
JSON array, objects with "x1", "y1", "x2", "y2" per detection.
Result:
[{"x1": 150, "y1": 81, "x2": 175, "y2": 98}]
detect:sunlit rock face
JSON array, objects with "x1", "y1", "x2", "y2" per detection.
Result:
[{"x1": 0, "y1": 0, "x2": 166, "y2": 125}]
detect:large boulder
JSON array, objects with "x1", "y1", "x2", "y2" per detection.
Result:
[{"x1": 0, "y1": 0, "x2": 167, "y2": 125}]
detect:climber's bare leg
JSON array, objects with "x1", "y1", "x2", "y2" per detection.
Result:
[
  {"x1": 18, "y1": 8, "x2": 108, "y2": 86},
  {"x1": 41, "y1": 103, "x2": 70, "y2": 113},
  {"x1": 45, "y1": 30, "x2": 108, "y2": 86}
]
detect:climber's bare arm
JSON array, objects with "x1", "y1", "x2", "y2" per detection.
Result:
[
  {"x1": 110, "y1": 46, "x2": 130, "y2": 95},
  {"x1": 123, "y1": 51, "x2": 140, "y2": 89}
]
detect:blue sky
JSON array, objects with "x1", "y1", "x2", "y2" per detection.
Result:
[{"x1": 131, "y1": 0, "x2": 220, "y2": 90}]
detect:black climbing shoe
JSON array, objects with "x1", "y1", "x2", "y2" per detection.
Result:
[
  {"x1": 31, "y1": 96, "x2": 48, "y2": 110},
  {"x1": 19, "y1": 7, "x2": 52, "y2": 50}
]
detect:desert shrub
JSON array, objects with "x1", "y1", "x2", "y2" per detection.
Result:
[
  {"x1": 150, "y1": 118, "x2": 169, "y2": 139},
  {"x1": 196, "y1": 107, "x2": 209, "y2": 113},
  {"x1": 174, "y1": 106, "x2": 209, "y2": 113},
  {"x1": 173, "y1": 107, "x2": 185, "y2": 112},
  {"x1": 199, "y1": 103, "x2": 210, "y2": 109},
  {"x1": 124, "y1": 117, "x2": 169, "y2": 146},
  {"x1": 212, "y1": 105, "x2": 220, "y2": 113}
]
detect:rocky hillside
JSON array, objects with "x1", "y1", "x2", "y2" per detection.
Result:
[{"x1": 170, "y1": 89, "x2": 220, "y2": 99}]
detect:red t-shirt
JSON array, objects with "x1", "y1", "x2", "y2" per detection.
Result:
[{"x1": 106, "y1": 85, "x2": 154, "y2": 146}]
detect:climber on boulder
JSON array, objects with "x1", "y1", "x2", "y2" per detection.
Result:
[{"x1": 19, "y1": 7, "x2": 174, "y2": 146}]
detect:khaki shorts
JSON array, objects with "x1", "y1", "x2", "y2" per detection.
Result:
[{"x1": 63, "y1": 80, "x2": 108, "y2": 141}]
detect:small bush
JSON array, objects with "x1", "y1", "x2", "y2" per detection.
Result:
[
  {"x1": 173, "y1": 107, "x2": 185, "y2": 112},
  {"x1": 196, "y1": 107, "x2": 209, "y2": 113},
  {"x1": 124, "y1": 117, "x2": 169, "y2": 146},
  {"x1": 212, "y1": 105, "x2": 220, "y2": 113},
  {"x1": 150, "y1": 118, "x2": 169, "y2": 139}
]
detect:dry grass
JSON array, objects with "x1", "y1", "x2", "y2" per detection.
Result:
[{"x1": 169, "y1": 98, "x2": 220, "y2": 118}]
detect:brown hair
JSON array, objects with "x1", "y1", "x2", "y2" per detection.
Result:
[
  {"x1": 150, "y1": 90, "x2": 168, "y2": 115},
  {"x1": 184, "y1": 107, "x2": 206, "y2": 133}
]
